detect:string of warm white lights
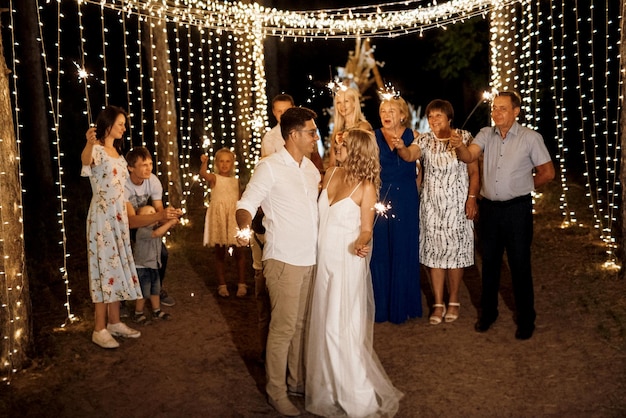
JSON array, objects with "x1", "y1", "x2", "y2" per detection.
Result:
[
  {"x1": 1, "y1": 0, "x2": 25, "y2": 385},
  {"x1": 100, "y1": 3, "x2": 110, "y2": 106},
  {"x1": 601, "y1": 1, "x2": 620, "y2": 267},
  {"x1": 551, "y1": 0, "x2": 574, "y2": 227},
  {"x1": 83, "y1": 0, "x2": 523, "y2": 40},
  {"x1": 572, "y1": 0, "x2": 621, "y2": 267},
  {"x1": 77, "y1": 1, "x2": 93, "y2": 124},
  {"x1": 37, "y1": 0, "x2": 76, "y2": 330},
  {"x1": 147, "y1": 20, "x2": 159, "y2": 173},
  {"x1": 173, "y1": 22, "x2": 194, "y2": 218},
  {"x1": 489, "y1": 0, "x2": 620, "y2": 269},
  {"x1": 121, "y1": 8, "x2": 134, "y2": 142},
  {"x1": 134, "y1": 15, "x2": 145, "y2": 143}
]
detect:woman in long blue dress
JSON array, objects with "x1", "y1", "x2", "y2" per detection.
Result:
[
  {"x1": 82, "y1": 106, "x2": 143, "y2": 348},
  {"x1": 371, "y1": 96, "x2": 422, "y2": 324}
]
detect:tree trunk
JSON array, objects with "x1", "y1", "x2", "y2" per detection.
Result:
[
  {"x1": 0, "y1": 26, "x2": 32, "y2": 377},
  {"x1": 144, "y1": 19, "x2": 182, "y2": 208},
  {"x1": 14, "y1": 0, "x2": 60, "y2": 291}
]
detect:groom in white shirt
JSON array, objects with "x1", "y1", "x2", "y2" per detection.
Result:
[{"x1": 236, "y1": 107, "x2": 320, "y2": 417}]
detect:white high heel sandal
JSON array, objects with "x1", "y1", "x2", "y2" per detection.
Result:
[
  {"x1": 429, "y1": 304, "x2": 446, "y2": 325},
  {"x1": 444, "y1": 302, "x2": 461, "y2": 323}
]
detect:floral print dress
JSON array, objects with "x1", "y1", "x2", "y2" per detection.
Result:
[{"x1": 82, "y1": 145, "x2": 142, "y2": 303}]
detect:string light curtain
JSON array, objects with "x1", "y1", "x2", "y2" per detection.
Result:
[{"x1": 1, "y1": 0, "x2": 622, "y2": 383}]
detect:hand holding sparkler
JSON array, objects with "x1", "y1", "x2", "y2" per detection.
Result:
[
  {"x1": 235, "y1": 226, "x2": 252, "y2": 246},
  {"x1": 85, "y1": 126, "x2": 98, "y2": 146},
  {"x1": 449, "y1": 129, "x2": 464, "y2": 150}
]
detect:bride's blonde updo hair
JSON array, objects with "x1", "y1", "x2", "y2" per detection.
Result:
[{"x1": 341, "y1": 128, "x2": 381, "y2": 196}]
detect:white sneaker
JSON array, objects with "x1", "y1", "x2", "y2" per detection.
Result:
[
  {"x1": 92, "y1": 329, "x2": 120, "y2": 348},
  {"x1": 107, "y1": 322, "x2": 141, "y2": 338}
]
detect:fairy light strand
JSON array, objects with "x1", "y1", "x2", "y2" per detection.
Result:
[
  {"x1": 36, "y1": 0, "x2": 75, "y2": 329},
  {"x1": 551, "y1": 0, "x2": 573, "y2": 227},
  {"x1": 99, "y1": 2, "x2": 109, "y2": 108},
  {"x1": 81, "y1": 0, "x2": 524, "y2": 40},
  {"x1": 121, "y1": 6, "x2": 134, "y2": 143},
  {"x1": 173, "y1": 21, "x2": 192, "y2": 217},
  {"x1": 1, "y1": 0, "x2": 27, "y2": 385}
]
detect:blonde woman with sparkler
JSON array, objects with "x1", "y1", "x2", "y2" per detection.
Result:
[
  {"x1": 306, "y1": 128, "x2": 402, "y2": 417},
  {"x1": 370, "y1": 95, "x2": 422, "y2": 324},
  {"x1": 328, "y1": 86, "x2": 372, "y2": 167}
]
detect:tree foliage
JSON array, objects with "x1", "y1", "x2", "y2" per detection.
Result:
[{"x1": 424, "y1": 19, "x2": 488, "y2": 87}]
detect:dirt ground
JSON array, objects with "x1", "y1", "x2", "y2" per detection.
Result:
[{"x1": 1, "y1": 180, "x2": 626, "y2": 417}]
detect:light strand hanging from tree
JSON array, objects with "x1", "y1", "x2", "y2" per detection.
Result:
[
  {"x1": 248, "y1": 16, "x2": 267, "y2": 166},
  {"x1": 120, "y1": 6, "x2": 135, "y2": 143},
  {"x1": 552, "y1": 0, "x2": 577, "y2": 228},
  {"x1": 198, "y1": 26, "x2": 213, "y2": 175},
  {"x1": 1, "y1": 0, "x2": 27, "y2": 385},
  {"x1": 173, "y1": 22, "x2": 194, "y2": 220},
  {"x1": 99, "y1": 2, "x2": 109, "y2": 107},
  {"x1": 84, "y1": 0, "x2": 523, "y2": 40},
  {"x1": 134, "y1": 12, "x2": 146, "y2": 144},
  {"x1": 551, "y1": 0, "x2": 574, "y2": 226},
  {"x1": 77, "y1": 0, "x2": 93, "y2": 124},
  {"x1": 147, "y1": 18, "x2": 161, "y2": 180},
  {"x1": 37, "y1": 0, "x2": 76, "y2": 329},
  {"x1": 601, "y1": 0, "x2": 620, "y2": 269}
]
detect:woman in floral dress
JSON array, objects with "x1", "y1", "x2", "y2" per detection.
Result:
[{"x1": 82, "y1": 106, "x2": 143, "y2": 348}]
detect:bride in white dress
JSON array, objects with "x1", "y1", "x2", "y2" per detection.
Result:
[{"x1": 306, "y1": 128, "x2": 403, "y2": 417}]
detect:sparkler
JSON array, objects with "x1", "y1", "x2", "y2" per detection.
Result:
[
  {"x1": 235, "y1": 226, "x2": 252, "y2": 241},
  {"x1": 374, "y1": 200, "x2": 392, "y2": 217},
  {"x1": 201, "y1": 135, "x2": 211, "y2": 151},
  {"x1": 377, "y1": 82, "x2": 400, "y2": 101},
  {"x1": 327, "y1": 77, "x2": 349, "y2": 95},
  {"x1": 461, "y1": 88, "x2": 498, "y2": 129},
  {"x1": 74, "y1": 61, "x2": 93, "y2": 125},
  {"x1": 372, "y1": 184, "x2": 394, "y2": 227}
]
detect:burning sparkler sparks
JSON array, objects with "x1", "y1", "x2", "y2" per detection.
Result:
[
  {"x1": 377, "y1": 83, "x2": 400, "y2": 101},
  {"x1": 74, "y1": 61, "x2": 93, "y2": 125},
  {"x1": 235, "y1": 227, "x2": 252, "y2": 242},
  {"x1": 374, "y1": 201, "x2": 391, "y2": 217},
  {"x1": 327, "y1": 77, "x2": 349, "y2": 95}
]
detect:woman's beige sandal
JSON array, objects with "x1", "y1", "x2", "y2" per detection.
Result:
[{"x1": 444, "y1": 302, "x2": 460, "y2": 323}]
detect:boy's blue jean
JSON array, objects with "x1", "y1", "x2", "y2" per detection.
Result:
[{"x1": 137, "y1": 268, "x2": 161, "y2": 299}]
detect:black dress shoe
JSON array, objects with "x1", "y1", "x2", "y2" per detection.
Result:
[
  {"x1": 474, "y1": 318, "x2": 495, "y2": 333},
  {"x1": 515, "y1": 325, "x2": 535, "y2": 340}
]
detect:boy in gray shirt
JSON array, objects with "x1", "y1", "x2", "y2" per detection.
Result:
[{"x1": 133, "y1": 205, "x2": 179, "y2": 323}]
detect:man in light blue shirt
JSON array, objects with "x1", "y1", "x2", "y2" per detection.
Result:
[{"x1": 451, "y1": 91, "x2": 555, "y2": 340}]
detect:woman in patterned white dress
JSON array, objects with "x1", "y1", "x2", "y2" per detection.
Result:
[
  {"x1": 416, "y1": 99, "x2": 480, "y2": 325},
  {"x1": 306, "y1": 128, "x2": 403, "y2": 418},
  {"x1": 82, "y1": 106, "x2": 143, "y2": 349},
  {"x1": 199, "y1": 148, "x2": 247, "y2": 298}
]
